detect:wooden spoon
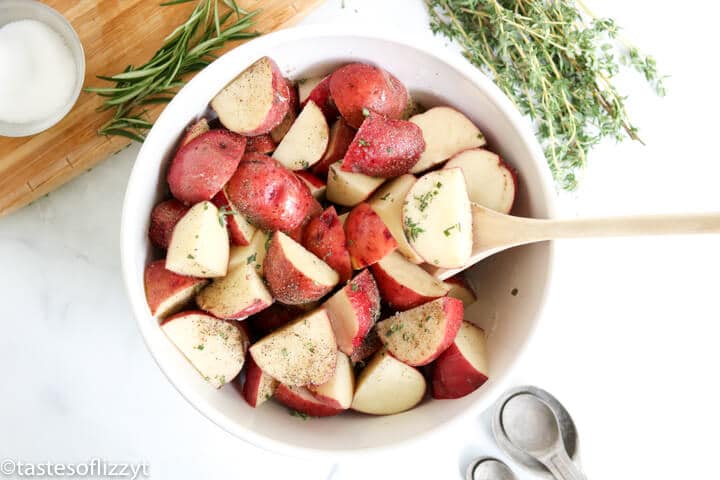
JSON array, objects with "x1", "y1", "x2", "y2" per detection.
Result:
[{"x1": 431, "y1": 203, "x2": 720, "y2": 280}]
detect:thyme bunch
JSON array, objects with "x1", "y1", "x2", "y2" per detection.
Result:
[
  {"x1": 87, "y1": 0, "x2": 258, "y2": 142},
  {"x1": 426, "y1": 0, "x2": 666, "y2": 190}
]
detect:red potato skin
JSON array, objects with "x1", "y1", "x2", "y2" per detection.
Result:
[
  {"x1": 274, "y1": 384, "x2": 344, "y2": 417},
  {"x1": 226, "y1": 153, "x2": 313, "y2": 232},
  {"x1": 247, "y1": 304, "x2": 304, "y2": 339},
  {"x1": 144, "y1": 260, "x2": 206, "y2": 315},
  {"x1": 245, "y1": 134, "x2": 277, "y2": 154},
  {"x1": 431, "y1": 343, "x2": 488, "y2": 399},
  {"x1": 295, "y1": 170, "x2": 325, "y2": 190},
  {"x1": 345, "y1": 203, "x2": 398, "y2": 269},
  {"x1": 301, "y1": 76, "x2": 338, "y2": 121},
  {"x1": 349, "y1": 327, "x2": 382, "y2": 364},
  {"x1": 167, "y1": 129, "x2": 247, "y2": 204},
  {"x1": 287, "y1": 198, "x2": 323, "y2": 243},
  {"x1": 329, "y1": 63, "x2": 409, "y2": 128},
  {"x1": 370, "y1": 262, "x2": 443, "y2": 311},
  {"x1": 149, "y1": 199, "x2": 189, "y2": 249},
  {"x1": 179, "y1": 118, "x2": 210, "y2": 147},
  {"x1": 342, "y1": 113, "x2": 425, "y2": 177},
  {"x1": 423, "y1": 297, "x2": 464, "y2": 366},
  {"x1": 311, "y1": 118, "x2": 356, "y2": 179},
  {"x1": 211, "y1": 188, "x2": 250, "y2": 246},
  {"x1": 344, "y1": 270, "x2": 381, "y2": 351},
  {"x1": 263, "y1": 231, "x2": 336, "y2": 305},
  {"x1": 302, "y1": 206, "x2": 352, "y2": 283},
  {"x1": 240, "y1": 59, "x2": 291, "y2": 136},
  {"x1": 242, "y1": 356, "x2": 276, "y2": 407}
]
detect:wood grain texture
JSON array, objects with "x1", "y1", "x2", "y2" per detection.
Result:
[{"x1": 0, "y1": 0, "x2": 323, "y2": 217}]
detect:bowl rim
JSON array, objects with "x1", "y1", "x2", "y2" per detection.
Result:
[
  {"x1": 120, "y1": 24, "x2": 557, "y2": 459},
  {"x1": 0, "y1": 0, "x2": 86, "y2": 137}
]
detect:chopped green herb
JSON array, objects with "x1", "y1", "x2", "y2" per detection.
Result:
[
  {"x1": 300, "y1": 160, "x2": 310, "y2": 169},
  {"x1": 350, "y1": 282, "x2": 359, "y2": 292},
  {"x1": 435, "y1": 182, "x2": 442, "y2": 189},
  {"x1": 217, "y1": 375, "x2": 226, "y2": 384},
  {"x1": 187, "y1": 254, "x2": 195, "y2": 260},
  {"x1": 362, "y1": 107, "x2": 370, "y2": 117},
  {"x1": 195, "y1": 344, "x2": 204, "y2": 350},
  {"x1": 402, "y1": 332, "x2": 412, "y2": 342},
  {"x1": 414, "y1": 188, "x2": 440, "y2": 212},
  {"x1": 385, "y1": 146, "x2": 394, "y2": 154},
  {"x1": 305, "y1": 342, "x2": 316, "y2": 353},
  {"x1": 265, "y1": 393, "x2": 272, "y2": 400},
  {"x1": 204, "y1": 203, "x2": 209, "y2": 211},
  {"x1": 289, "y1": 409, "x2": 309, "y2": 420},
  {"x1": 404, "y1": 217, "x2": 425, "y2": 241},
  {"x1": 385, "y1": 323, "x2": 403, "y2": 337},
  {"x1": 443, "y1": 223, "x2": 460, "y2": 236},
  {"x1": 247, "y1": 253, "x2": 257, "y2": 264},
  {"x1": 358, "y1": 138, "x2": 370, "y2": 147},
  {"x1": 379, "y1": 192, "x2": 391, "y2": 201},
  {"x1": 281, "y1": 347, "x2": 288, "y2": 357},
  {"x1": 265, "y1": 235, "x2": 272, "y2": 252}
]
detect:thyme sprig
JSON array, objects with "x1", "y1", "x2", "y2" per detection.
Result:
[
  {"x1": 86, "y1": 0, "x2": 259, "y2": 142},
  {"x1": 426, "y1": 0, "x2": 667, "y2": 190}
]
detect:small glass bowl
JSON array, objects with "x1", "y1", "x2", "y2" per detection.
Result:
[{"x1": 0, "y1": 0, "x2": 85, "y2": 137}]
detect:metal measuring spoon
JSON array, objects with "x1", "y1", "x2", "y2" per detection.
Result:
[
  {"x1": 500, "y1": 394, "x2": 586, "y2": 480},
  {"x1": 465, "y1": 457, "x2": 516, "y2": 480}
]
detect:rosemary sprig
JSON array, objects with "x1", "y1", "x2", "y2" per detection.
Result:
[
  {"x1": 426, "y1": 0, "x2": 667, "y2": 190},
  {"x1": 87, "y1": 0, "x2": 259, "y2": 142}
]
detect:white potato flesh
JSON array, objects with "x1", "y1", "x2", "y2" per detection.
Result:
[
  {"x1": 444, "y1": 280, "x2": 477, "y2": 307},
  {"x1": 273, "y1": 101, "x2": 329, "y2": 170},
  {"x1": 249, "y1": 309, "x2": 338, "y2": 386},
  {"x1": 162, "y1": 313, "x2": 247, "y2": 388},
  {"x1": 228, "y1": 229, "x2": 270, "y2": 273},
  {"x1": 455, "y1": 321, "x2": 489, "y2": 375},
  {"x1": 444, "y1": 149, "x2": 516, "y2": 214},
  {"x1": 326, "y1": 161, "x2": 385, "y2": 207},
  {"x1": 377, "y1": 251, "x2": 449, "y2": 297},
  {"x1": 402, "y1": 169, "x2": 472, "y2": 268},
  {"x1": 369, "y1": 175, "x2": 423, "y2": 263},
  {"x1": 211, "y1": 56, "x2": 277, "y2": 134},
  {"x1": 310, "y1": 352, "x2": 354, "y2": 409},
  {"x1": 153, "y1": 281, "x2": 207, "y2": 319},
  {"x1": 225, "y1": 191, "x2": 257, "y2": 243},
  {"x1": 298, "y1": 76, "x2": 325, "y2": 103},
  {"x1": 166, "y1": 201, "x2": 229, "y2": 277},
  {"x1": 196, "y1": 262, "x2": 273, "y2": 319},
  {"x1": 351, "y1": 349, "x2": 426, "y2": 415},
  {"x1": 409, "y1": 107, "x2": 486, "y2": 173},
  {"x1": 277, "y1": 232, "x2": 339, "y2": 288}
]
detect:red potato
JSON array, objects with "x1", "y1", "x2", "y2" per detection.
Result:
[
  {"x1": 286, "y1": 197, "x2": 323, "y2": 244},
  {"x1": 264, "y1": 231, "x2": 340, "y2": 305},
  {"x1": 329, "y1": 63, "x2": 408, "y2": 128},
  {"x1": 162, "y1": 311, "x2": 249, "y2": 388},
  {"x1": 342, "y1": 113, "x2": 425, "y2": 177},
  {"x1": 274, "y1": 384, "x2": 344, "y2": 417},
  {"x1": 349, "y1": 327, "x2": 382, "y2": 364},
  {"x1": 351, "y1": 349, "x2": 426, "y2": 415},
  {"x1": 295, "y1": 171, "x2": 326, "y2": 199},
  {"x1": 345, "y1": 202, "x2": 397, "y2": 269},
  {"x1": 245, "y1": 134, "x2": 277, "y2": 154},
  {"x1": 179, "y1": 118, "x2": 210, "y2": 147},
  {"x1": 409, "y1": 106, "x2": 486, "y2": 173},
  {"x1": 326, "y1": 161, "x2": 385, "y2": 207},
  {"x1": 242, "y1": 355, "x2": 278, "y2": 407},
  {"x1": 268, "y1": 77, "x2": 299, "y2": 143},
  {"x1": 149, "y1": 199, "x2": 189, "y2": 249},
  {"x1": 299, "y1": 75, "x2": 338, "y2": 121},
  {"x1": 377, "y1": 297, "x2": 464, "y2": 366},
  {"x1": 273, "y1": 101, "x2": 329, "y2": 171},
  {"x1": 323, "y1": 270, "x2": 381, "y2": 356},
  {"x1": 249, "y1": 309, "x2": 338, "y2": 386},
  {"x1": 367, "y1": 175, "x2": 423, "y2": 264},
  {"x1": 144, "y1": 260, "x2": 208, "y2": 318},
  {"x1": 402, "y1": 168, "x2": 473, "y2": 268},
  {"x1": 196, "y1": 261, "x2": 273, "y2": 320},
  {"x1": 211, "y1": 56, "x2": 290, "y2": 135},
  {"x1": 307, "y1": 352, "x2": 354, "y2": 410},
  {"x1": 444, "y1": 274, "x2": 477, "y2": 307},
  {"x1": 431, "y1": 321, "x2": 489, "y2": 399},
  {"x1": 212, "y1": 188, "x2": 256, "y2": 246},
  {"x1": 227, "y1": 229, "x2": 270, "y2": 274},
  {"x1": 312, "y1": 118, "x2": 356, "y2": 178},
  {"x1": 225, "y1": 153, "x2": 314, "y2": 232},
  {"x1": 298, "y1": 76, "x2": 325, "y2": 103},
  {"x1": 167, "y1": 129, "x2": 246, "y2": 204},
  {"x1": 247, "y1": 303, "x2": 304, "y2": 338},
  {"x1": 444, "y1": 148, "x2": 517, "y2": 214},
  {"x1": 302, "y1": 206, "x2": 352, "y2": 284},
  {"x1": 371, "y1": 251, "x2": 449, "y2": 310},
  {"x1": 166, "y1": 201, "x2": 229, "y2": 278}
]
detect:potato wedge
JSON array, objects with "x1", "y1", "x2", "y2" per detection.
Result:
[
  {"x1": 312, "y1": 118, "x2": 356, "y2": 178},
  {"x1": 149, "y1": 199, "x2": 189, "y2": 249},
  {"x1": 144, "y1": 260, "x2": 208, "y2": 318},
  {"x1": 431, "y1": 321, "x2": 488, "y2": 399},
  {"x1": 302, "y1": 206, "x2": 352, "y2": 284},
  {"x1": 242, "y1": 355, "x2": 278, "y2": 407},
  {"x1": 371, "y1": 251, "x2": 449, "y2": 310},
  {"x1": 307, "y1": 352, "x2": 354, "y2": 410},
  {"x1": 273, "y1": 101, "x2": 329, "y2": 171},
  {"x1": 345, "y1": 202, "x2": 397, "y2": 269},
  {"x1": 212, "y1": 187, "x2": 256, "y2": 246},
  {"x1": 368, "y1": 175, "x2": 422, "y2": 263},
  {"x1": 326, "y1": 161, "x2": 385, "y2": 207},
  {"x1": 196, "y1": 261, "x2": 273, "y2": 320}
]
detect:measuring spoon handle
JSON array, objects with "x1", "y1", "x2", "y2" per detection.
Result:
[{"x1": 544, "y1": 449, "x2": 586, "y2": 480}]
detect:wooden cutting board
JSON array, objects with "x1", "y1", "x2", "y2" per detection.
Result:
[{"x1": 0, "y1": 0, "x2": 323, "y2": 217}]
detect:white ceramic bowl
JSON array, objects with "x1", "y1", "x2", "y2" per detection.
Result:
[{"x1": 121, "y1": 26, "x2": 556, "y2": 458}]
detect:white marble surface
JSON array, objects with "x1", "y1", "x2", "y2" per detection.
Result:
[{"x1": 1, "y1": 1, "x2": 719, "y2": 479}]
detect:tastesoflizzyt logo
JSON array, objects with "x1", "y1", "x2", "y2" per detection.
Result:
[{"x1": 0, "y1": 458, "x2": 149, "y2": 479}]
